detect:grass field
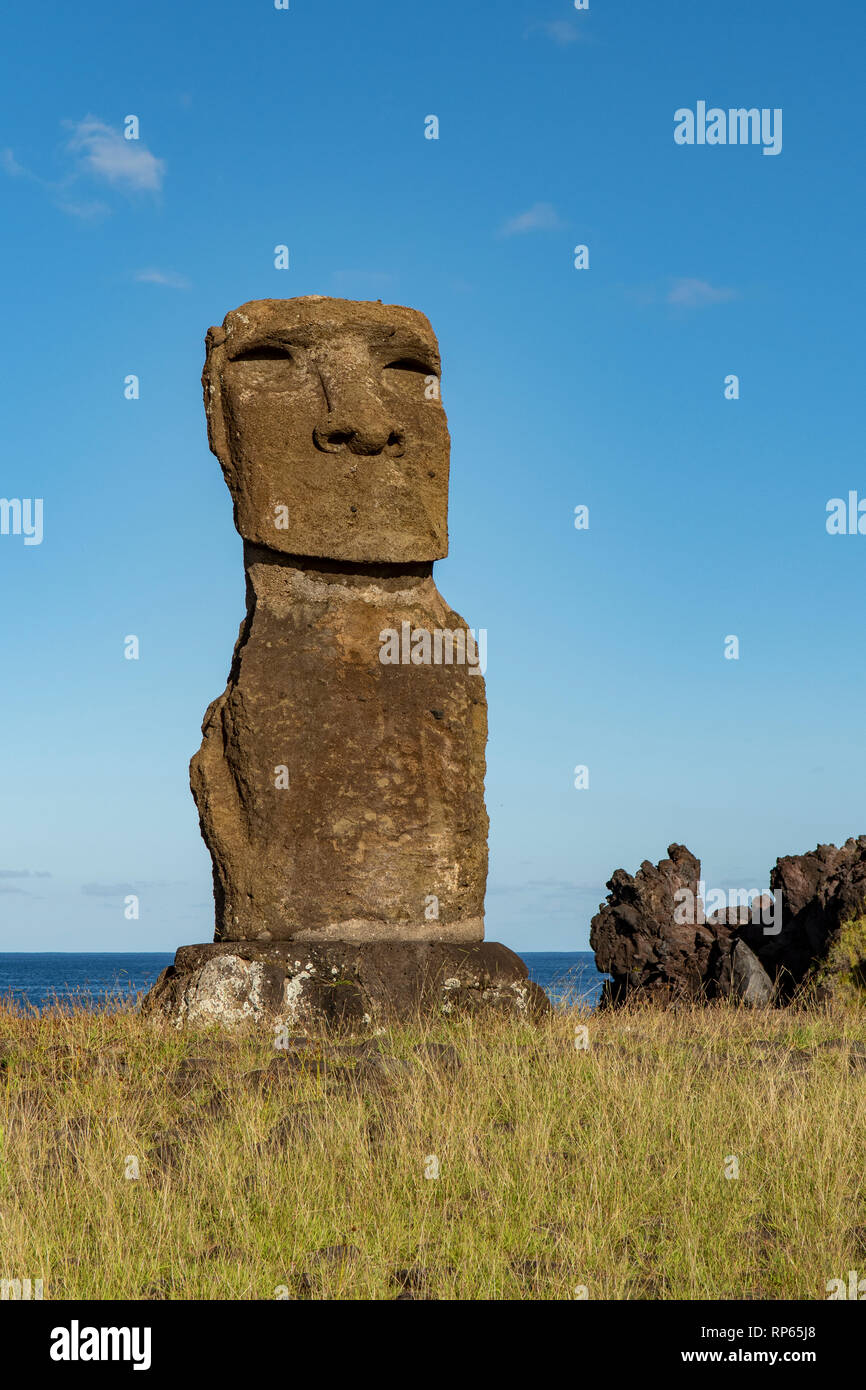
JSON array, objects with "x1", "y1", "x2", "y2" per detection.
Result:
[{"x1": 1, "y1": 999, "x2": 864, "y2": 1300}]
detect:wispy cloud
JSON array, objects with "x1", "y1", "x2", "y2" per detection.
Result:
[
  {"x1": 81, "y1": 880, "x2": 179, "y2": 896},
  {"x1": 523, "y1": 17, "x2": 590, "y2": 46},
  {"x1": 488, "y1": 878, "x2": 605, "y2": 900},
  {"x1": 0, "y1": 868, "x2": 50, "y2": 899},
  {"x1": 57, "y1": 198, "x2": 111, "y2": 221},
  {"x1": 667, "y1": 277, "x2": 738, "y2": 309},
  {"x1": 537, "y1": 20, "x2": 587, "y2": 45},
  {"x1": 82, "y1": 883, "x2": 136, "y2": 897},
  {"x1": 498, "y1": 201, "x2": 562, "y2": 237},
  {"x1": 134, "y1": 268, "x2": 190, "y2": 290},
  {"x1": 1, "y1": 148, "x2": 30, "y2": 178},
  {"x1": 65, "y1": 117, "x2": 165, "y2": 193},
  {"x1": 2, "y1": 117, "x2": 166, "y2": 219},
  {"x1": 624, "y1": 278, "x2": 741, "y2": 310}
]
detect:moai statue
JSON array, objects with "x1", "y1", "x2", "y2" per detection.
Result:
[{"x1": 143, "y1": 297, "x2": 548, "y2": 1026}]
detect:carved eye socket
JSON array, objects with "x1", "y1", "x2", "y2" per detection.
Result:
[
  {"x1": 232, "y1": 344, "x2": 296, "y2": 362},
  {"x1": 383, "y1": 357, "x2": 434, "y2": 376}
]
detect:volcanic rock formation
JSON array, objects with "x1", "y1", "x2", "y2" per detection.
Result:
[
  {"x1": 753, "y1": 836, "x2": 866, "y2": 1002},
  {"x1": 591, "y1": 838, "x2": 866, "y2": 1006},
  {"x1": 589, "y1": 844, "x2": 766, "y2": 1005}
]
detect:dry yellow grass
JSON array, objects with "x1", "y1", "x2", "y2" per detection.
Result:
[{"x1": 0, "y1": 998, "x2": 864, "y2": 1300}]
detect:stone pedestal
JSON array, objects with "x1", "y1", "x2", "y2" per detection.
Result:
[{"x1": 142, "y1": 941, "x2": 548, "y2": 1029}]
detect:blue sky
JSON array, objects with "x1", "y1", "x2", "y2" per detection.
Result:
[{"x1": 1, "y1": 0, "x2": 865, "y2": 953}]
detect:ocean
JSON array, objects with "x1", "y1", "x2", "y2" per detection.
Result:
[
  {"x1": 522, "y1": 951, "x2": 607, "y2": 1008},
  {"x1": 0, "y1": 950, "x2": 606, "y2": 1011}
]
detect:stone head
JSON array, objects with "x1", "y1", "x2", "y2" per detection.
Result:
[{"x1": 202, "y1": 296, "x2": 450, "y2": 563}]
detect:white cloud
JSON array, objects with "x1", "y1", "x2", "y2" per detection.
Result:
[
  {"x1": 134, "y1": 268, "x2": 190, "y2": 290},
  {"x1": 81, "y1": 880, "x2": 179, "y2": 895},
  {"x1": 58, "y1": 198, "x2": 111, "y2": 221},
  {"x1": 667, "y1": 277, "x2": 738, "y2": 309},
  {"x1": 65, "y1": 117, "x2": 165, "y2": 194},
  {"x1": 2, "y1": 118, "x2": 166, "y2": 219},
  {"x1": 498, "y1": 201, "x2": 562, "y2": 237},
  {"x1": 524, "y1": 18, "x2": 589, "y2": 45},
  {"x1": 540, "y1": 20, "x2": 585, "y2": 45},
  {"x1": 1, "y1": 148, "x2": 28, "y2": 178},
  {"x1": 488, "y1": 878, "x2": 605, "y2": 900}
]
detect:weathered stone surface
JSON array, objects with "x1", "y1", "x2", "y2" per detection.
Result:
[
  {"x1": 140, "y1": 296, "x2": 546, "y2": 1027},
  {"x1": 590, "y1": 844, "x2": 733, "y2": 1003},
  {"x1": 192, "y1": 549, "x2": 488, "y2": 944},
  {"x1": 591, "y1": 836, "x2": 866, "y2": 1007},
  {"x1": 202, "y1": 296, "x2": 449, "y2": 564},
  {"x1": 140, "y1": 941, "x2": 549, "y2": 1029},
  {"x1": 741, "y1": 837, "x2": 866, "y2": 1002},
  {"x1": 715, "y1": 938, "x2": 775, "y2": 1008},
  {"x1": 188, "y1": 297, "x2": 487, "y2": 946}
]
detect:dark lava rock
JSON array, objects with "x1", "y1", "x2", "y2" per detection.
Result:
[
  {"x1": 591, "y1": 838, "x2": 866, "y2": 1006},
  {"x1": 713, "y1": 938, "x2": 775, "y2": 1008},
  {"x1": 741, "y1": 836, "x2": 866, "y2": 1001},
  {"x1": 590, "y1": 844, "x2": 734, "y2": 1004}
]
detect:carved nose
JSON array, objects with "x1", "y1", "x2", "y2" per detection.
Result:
[
  {"x1": 312, "y1": 378, "x2": 404, "y2": 456},
  {"x1": 313, "y1": 418, "x2": 390, "y2": 454},
  {"x1": 313, "y1": 413, "x2": 404, "y2": 455}
]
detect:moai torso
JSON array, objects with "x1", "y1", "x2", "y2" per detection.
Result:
[{"x1": 192, "y1": 297, "x2": 488, "y2": 944}]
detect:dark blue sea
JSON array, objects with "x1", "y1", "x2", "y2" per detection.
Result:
[
  {"x1": 522, "y1": 951, "x2": 607, "y2": 1008},
  {"x1": 0, "y1": 951, "x2": 605, "y2": 1011}
]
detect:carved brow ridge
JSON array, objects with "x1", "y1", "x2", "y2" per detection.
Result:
[
  {"x1": 226, "y1": 333, "x2": 307, "y2": 361},
  {"x1": 228, "y1": 332, "x2": 439, "y2": 371},
  {"x1": 229, "y1": 341, "x2": 439, "y2": 375}
]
